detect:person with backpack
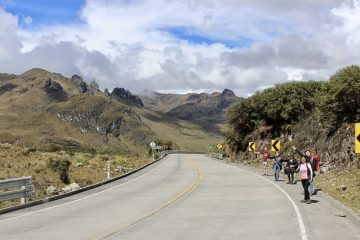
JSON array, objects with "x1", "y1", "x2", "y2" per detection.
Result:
[
  {"x1": 296, "y1": 156, "x2": 313, "y2": 204},
  {"x1": 292, "y1": 146, "x2": 319, "y2": 177},
  {"x1": 272, "y1": 151, "x2": 282, "y2": 181},
  {"x1": 284, "y1": 154, "x2": 299, "y2": 184}
]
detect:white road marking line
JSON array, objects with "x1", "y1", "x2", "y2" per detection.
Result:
[
  {"x1": 241, "y1": 168, "x2": 308, "y2": 240},
  {"x1": 0, "y1": 159, "x2": 167, "y2": 224}
]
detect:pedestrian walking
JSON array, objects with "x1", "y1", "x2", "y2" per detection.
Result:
[
  {"x1": 272, "y1": 152, "x2": 282, "y2": 181},
  {"x1": 284, "y1": 154, "x2": 299, "y2": 184},
  {"x1": 297, "y1": 156, "x2": 313, "y2": 204},
  {"x1": 261, "y1": 147, "x2": 270, "y2": 176}
]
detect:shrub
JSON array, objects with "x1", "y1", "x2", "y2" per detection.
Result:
[
  {"x1": 321, "y1": 65, "x2": 360, "y2": 127},
  {"x1": 226, "y1": 80, "x2": 325, "y2": 152},
  {"x1": 47, "y1": 158, "x2": 71, "y2": 184}
]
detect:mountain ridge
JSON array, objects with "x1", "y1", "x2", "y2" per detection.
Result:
[{"x1": 0, "y1": 68, "x2": 223, "y2": 154}]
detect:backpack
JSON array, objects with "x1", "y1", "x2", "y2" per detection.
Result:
[
  {"x1": 311, "y1": 153, "x2": 320, "y2": 171},
  {"x1": 305, "y1": 163, "x2": 314, "y2": 179},
  {"x1": 263, "y1": 152, "x2": 269, "y2": 161}
]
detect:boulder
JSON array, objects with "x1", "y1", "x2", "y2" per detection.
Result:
[
  {"x1": 336, "y1": 185, "x2": 347, "y2": 191},
  {"x1": 320, "y1": 166, "x2": 329, "y2": 174},
  {"x1": 61, "y1": 186, "x2": 72, "y2": 193},
  {"x1": 334, "y1": 211, "x2": 347, "y2": 217},
  {"x1": 69, "y1": 183, "x2": 81, "y2": 191},
  {"x1": 76, "y1": 162, "x2": 83, "y2": 167},
  {"x1": 46, "y1": 186, "x2": 58, "y2": 195}
]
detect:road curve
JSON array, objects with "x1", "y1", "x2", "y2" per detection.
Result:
[{"x1": 0, "y1": 154, "x2": 359, "y2": 240}]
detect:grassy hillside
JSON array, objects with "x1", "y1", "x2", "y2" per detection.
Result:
[
  {"x1": 0, "y1": 68, "x2": 224, "y2": 210},
  {"x1": 140, "y1": 89, "x2": 241, "y2": 134},
  {"x1": 0, "y1": 68, "x2": 223, "y2": 154},
  {"x1": 0, "y1": 143, "x2": 149, "y2": 209}
]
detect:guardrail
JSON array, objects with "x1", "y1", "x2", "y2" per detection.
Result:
[
  {"x1": 0, "y1": 154, "x2": 169, "y2": 215},
  {"x1": 0, "y1": 176, "x2": 32, "y2": 204}
]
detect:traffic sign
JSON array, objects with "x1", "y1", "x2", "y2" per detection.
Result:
[
  {"x1": 207, "y1": 145, "x2": 215, "y2": 150},
  {"x1": 271, "y1": 140, "x2": 280, "y2": 152},
  {"x1": 149, "y1": 142, "x2": 156, "y2": 148},
  {"x1": 216, "y1": 143, "x2": 223, "y2": 149},
  {"x1": 249, "y1": 142, "x2": 255, "y2": 152},
  {"x1": 356, "y1": 123, "x2": 360, "y2": 153},
  {"x1": 152, "y1": 146, "x2": 162, "y2": 150}
]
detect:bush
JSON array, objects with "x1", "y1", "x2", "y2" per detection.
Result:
[
  {"x1": 321, "y1": 65, "x2": 360, "y2": 126},
  {"x1": 226, "y1": 80, "x2": 324, "y2": 152},
  {"x1": 48, "y1": 158, "x2": 71, "y2": 184}
]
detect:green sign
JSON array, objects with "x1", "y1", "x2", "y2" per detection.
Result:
[{"x1": 207, "y1": 146, "x2": 215, "y2": 150}]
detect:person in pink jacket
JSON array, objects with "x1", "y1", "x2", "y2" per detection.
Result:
[{"x1": 297, "y1": 156, "x2": 313, "y2": 204}]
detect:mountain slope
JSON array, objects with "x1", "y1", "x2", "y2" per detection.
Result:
[
  {"x1": 0, "y1": 69, "x2": 223, "y2": 154},
  {"x1": 140, "y1": 89, "x2": 241, "y2": 133}
]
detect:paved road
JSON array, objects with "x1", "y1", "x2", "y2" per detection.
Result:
[{"x1": 0, "y1": 154, "x2": 359, "y2": 240}]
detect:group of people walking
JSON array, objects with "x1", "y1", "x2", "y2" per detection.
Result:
[{"x1": 258, "y1": 146, "x2": 320, "y2": 204}]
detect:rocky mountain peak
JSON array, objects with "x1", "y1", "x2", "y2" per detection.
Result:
[
  {"x1": 221, "y1": 89, "x2": 236, "y2": 97},
  {"x1": 111, "y1": 88, "x2": 144, "y2": 107}
]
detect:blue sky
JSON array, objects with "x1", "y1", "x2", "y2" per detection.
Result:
[
  {"x1": 2, "y1": 0, "x2": 252, "y2": 48},
  {"x1": 162, "y1": 26, "x2": 253, "y2": 48},
  {"x1": 3, "y1": 0, "x2": 85, "y2": 26}
]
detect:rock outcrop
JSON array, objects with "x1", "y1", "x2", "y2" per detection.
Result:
[
  {"x1": 0, "y1": 73, "x2": 16, "y2": 82},
  {"x1": 44, "y1": 78, "x2": 68, "y2": 101},
  {"x1": 111, "y1": 88, "x2": 144, "y2": 107},
  {"x1": 0, "y1": 83, "x2": 17, "y2": 95}
]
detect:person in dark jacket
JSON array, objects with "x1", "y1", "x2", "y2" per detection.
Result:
[{"x1": 284, "y1": 154, "x2": 299, "y2": 184}]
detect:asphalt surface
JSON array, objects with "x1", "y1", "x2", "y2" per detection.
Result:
[{"x1": 0, "y1": 154, "x2": 359, "y2": 240}]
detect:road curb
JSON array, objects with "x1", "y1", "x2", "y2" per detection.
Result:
[{"x1": 0, "y1": 155, "x2": 168, "y2": 215}]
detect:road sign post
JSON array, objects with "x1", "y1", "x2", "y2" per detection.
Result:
[
  {"x1": 150, "y1": 142, "x2": 156, "y2": 161},
  {"x1": 106, "y1": 161, "x2": 110, "y2": 179},
  {"x1": 356, "y1": 123, "x2": 360, "y2": 153}
]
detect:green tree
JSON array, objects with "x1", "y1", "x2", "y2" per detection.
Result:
[{"x1": 321, "y1": 65, "x2": 360, "y2": 126}]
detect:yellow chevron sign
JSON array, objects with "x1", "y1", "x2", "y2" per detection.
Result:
[
  {"x1": 249, "y1": 142, "x2": 255, "y2": 152},
  {"x1": 356, "y1": 123, "x2": 360, "y2": 153},
  {"x1": 271, "y1": 140, "x2": 281, "y2": 152}
]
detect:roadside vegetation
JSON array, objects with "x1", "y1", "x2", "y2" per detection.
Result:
[
  {"x1": 226, "y1": 65, "x2": 360, "y2": 214},
  {"x1": 227, "y1": 65, "x2": 360, "y2": 153},
  {"x1": 0, "y1": 143, "x2": 150, "y2": 209}
]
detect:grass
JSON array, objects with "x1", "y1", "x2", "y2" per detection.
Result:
[
  {"x1": 316, "y1": 169, "x2": 360, "y2": 215},
  {"x1": 0, "y1": 143, "x2": 151, "y2": 210}
]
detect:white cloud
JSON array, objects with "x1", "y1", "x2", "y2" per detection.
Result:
[{"x1": 0, "y1": 0, "x2": 359, "y2": 97}]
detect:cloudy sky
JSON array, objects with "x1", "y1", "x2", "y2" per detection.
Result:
[{"x1": 0, "y1": 0, "x2": 359, "y2": 96}]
